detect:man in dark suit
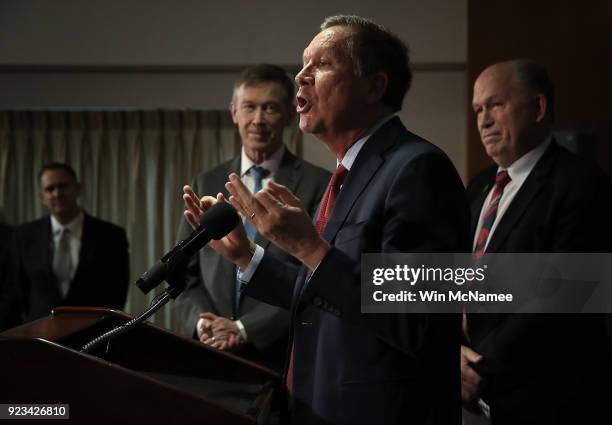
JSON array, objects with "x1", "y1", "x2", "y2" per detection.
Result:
[
  {"x1": 183, "y1": 15, "x2": 469, "y2": 424},
  {"x1": 175, "y1": 64, "x2": 330, "y2": 369},
  {"x1": 13, "y1": 163, "x2": 129, "y2": 323},
  {"x1": 462, "y1": 60, "x2": 612, "y2": 424}
]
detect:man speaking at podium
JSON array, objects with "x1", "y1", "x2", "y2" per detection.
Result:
[{"x1": 183, "y1": 15, "x2": 469, "y2": 425}]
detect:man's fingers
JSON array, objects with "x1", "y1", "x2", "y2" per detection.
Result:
[
  {"x1": 227, "y1": 195, "x2": 248, "y2": 219},
  {"x1": 200, "y1": 312, "x2": 217, "y2": 319},
  {"x1": 461, "y1": 345, "x2": 483, "y2": 363},
  {"x1": 226, "y1": 173, "x2": 267, "y2": 216},
  {"x1": 255, "y1": 190, "x2": 286, "y2": 212},
  {"x1": 183, "y1": 184, "x2": 197, "y2": 199},
  {"x1": 184, "y1": 210, "x2": 199, "y2": 229},
  {"x1": 267, "y1": 180, "x2": 304, "y2": 208}
]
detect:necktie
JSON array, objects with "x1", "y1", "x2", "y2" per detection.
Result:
[
  {"x1": 243, "y1": 166, "x2": 270, "y2": 240},
  {"x1": 236, "y1": 166, "x2": 270, "y2": 314},
  {"x1": 287, "y1": 164, "x2": 349, "y2": 393},
  {"x1": 472, "y1": 170, "x2": 512, "y2": 259},
  {"x1": 315, "y1": 164, "x2": 348, "y2": 234},
  {"x1": 464, "y1": 170, "x2": 512, "y2": 337},
  {"x1": 53, "y1": 227, "x2": 73, "y2": 298}
]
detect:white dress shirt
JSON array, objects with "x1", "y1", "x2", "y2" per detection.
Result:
[
  {"x1": 51, "y1": 211, "x2": 84, "y2": 291},
  {"x1": 473, "y1": 137, "x2": 552, "y2": 251}
]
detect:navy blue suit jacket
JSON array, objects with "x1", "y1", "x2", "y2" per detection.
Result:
[{"x1": 246, "y1": 117, "x2": 470, "y2": 425}]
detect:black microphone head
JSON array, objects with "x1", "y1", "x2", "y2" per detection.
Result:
[{"x1": 199, "y1": 202, "x2": 239, "y2": 239}]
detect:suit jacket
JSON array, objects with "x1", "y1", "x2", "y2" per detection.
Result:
[
  {"x1": 174, "y1": 148, "x2": 330, "y2": 367},
  {"x1": 13, "y1": 213, "x2": 129, "y2": 322},
  {"x1": 246, "y1": 117, "x2": 470, "y2": 425},
  {"x1": 0, "y1": 224, "x2": 21, "y2": 331},
  {"x1": 466, "y1": 140, "x2": 612, "y2": 425}
]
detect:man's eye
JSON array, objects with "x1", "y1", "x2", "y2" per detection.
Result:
[{"x1": 265, "y1": 104, "x2": 280, "y2": 113}]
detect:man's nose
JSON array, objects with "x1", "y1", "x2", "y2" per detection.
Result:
[
  {"x1": 479, "y1": 110, "x2": 493, "y2": 129},
  {"x1": 295, "y1": 65, "x2": 313, "y2": 87},
  {"x1": 253, "y1": 107, "x2": 265, "y2": 124}
]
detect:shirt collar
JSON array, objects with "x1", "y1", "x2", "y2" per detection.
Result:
[
  {"x1": 339, "y1": 114, "x2": 396, "y2": 171},
  {"x1": 51, "y1": 211, "x2": 84, "y2": 239},
  {"x1": 500, "y1": 135, "x2": 552, "y2": 182},
  {"x1": 240, "y1": 144, "x2": 285, "y2": 176}
]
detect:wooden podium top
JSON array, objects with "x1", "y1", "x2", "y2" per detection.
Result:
[{"x1": 0, "y1": 307, "x2": 281, "y2": 424}]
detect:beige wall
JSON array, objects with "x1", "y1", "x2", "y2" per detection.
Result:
[{"x1": 0, "y1": 0, "x2": 467, "y2": 178}]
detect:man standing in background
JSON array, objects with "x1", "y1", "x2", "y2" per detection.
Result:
[
  {"x1": 462, "y1": 60, "x2": 612, "y2": 424},
  {"x1": 174, "y1": 64, "x2": 330, "y2": 370},
  {"x1": 12, "y1": 162, "x2": 129, "y2": 322}
]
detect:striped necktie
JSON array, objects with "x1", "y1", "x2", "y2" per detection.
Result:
[
  {"x1": 473, "y1": 170, "x2": 511, "y2": 259},
  {"x1": 464, "y1": 171, "x2": 511, "y2": 338}
]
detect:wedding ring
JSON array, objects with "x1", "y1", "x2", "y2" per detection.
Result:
[
  {"x1": 250, "y1": 212, "x2": 256, "y2": 219},
  {"x1": 211, "y1": 336, "x2": 217, "y2": 342}
]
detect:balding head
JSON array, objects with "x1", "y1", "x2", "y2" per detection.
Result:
[{"x1": 472, "y1": 60, "x2": 552, "y2": 167}]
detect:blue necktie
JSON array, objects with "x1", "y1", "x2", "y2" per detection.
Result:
[
  {"x1": 243, "y1": 166, "x2": 269, "y2": 240},
  {"x1": 235, "y1": 166, "x2": 270, "y2": 314}
]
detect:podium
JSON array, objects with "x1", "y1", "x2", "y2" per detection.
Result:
[{"x1": 0, "y1": 307, "x2": 281, "y2": 424}]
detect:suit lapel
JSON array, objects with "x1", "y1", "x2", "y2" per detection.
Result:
[
  {"x1": 41, "y1": 217, "x2": 54, "y2": 281},
  {"x1": 485, "y1": 142, "x2": 558, "y2": 253},
  {"x1": 40, "y1": 217, "x2": 59, "y2": 294},
  {"x1": 322, "y1": 117, "x2": 401, "y2": 243},
  {"x1": 71, "y1": 213, "x2": 93, "y2": 292},
  {"x1": 27, "y1": 217, "x2": 62, "y2": 303}
]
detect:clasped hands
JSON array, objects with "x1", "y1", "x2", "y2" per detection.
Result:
[
  {"x1": 182, "y1": 173, "x2": 330, "y2": 271},
  {"x1": 196, "y1": 312, "x2": 243, "y2": 350}
]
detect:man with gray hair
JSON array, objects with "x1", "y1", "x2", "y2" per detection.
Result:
[
  {"x1": 463, "y1": 59, "x2": 612, "y2": 424},
  {"x1": 183, "y1": 15, "x2": 469, "y2": 424},
  {"x1": 175, "y1": 64, "x2": 330, "y2": 370}
]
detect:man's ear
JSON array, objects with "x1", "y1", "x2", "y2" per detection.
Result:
[
  {"x1": 366, "y1": 72, "x2": 389, "y2": 104},
  {"x1": 534, "y1": 94, "x2": 548, "y2": 123},
  {"x1": 229, "y1": 102, "x2": 238, "y2": 124}
]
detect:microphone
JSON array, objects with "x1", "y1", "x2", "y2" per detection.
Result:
[{"x1": 136, "y1": 202, "x2": 239, "y2": 296}]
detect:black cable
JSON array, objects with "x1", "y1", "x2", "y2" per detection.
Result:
[{"x1": 80, "y1": 289, "x2": 173, "y2": 354}]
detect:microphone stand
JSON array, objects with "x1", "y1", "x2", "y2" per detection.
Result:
[{"x1": 80, "y1": 270, "x2": 185, "y2": 355}]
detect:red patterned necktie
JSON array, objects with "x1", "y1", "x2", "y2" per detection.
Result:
[
  {"x1": 287, "y1": 164, "x2": 349, "y2": 393},
  {"x1": 472, "y1": 170, "x2": 512, "y2": 259},
  {"x1": 464, "y1": 170, "x2": 512, "y2": 338},
  {"x1": 315, "y1": 165, "x2": 349, "y2": 234}
]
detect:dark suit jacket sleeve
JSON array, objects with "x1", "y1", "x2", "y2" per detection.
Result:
[{"x1": 245, "y1": 251, "x2": 302, "y2": 311}]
